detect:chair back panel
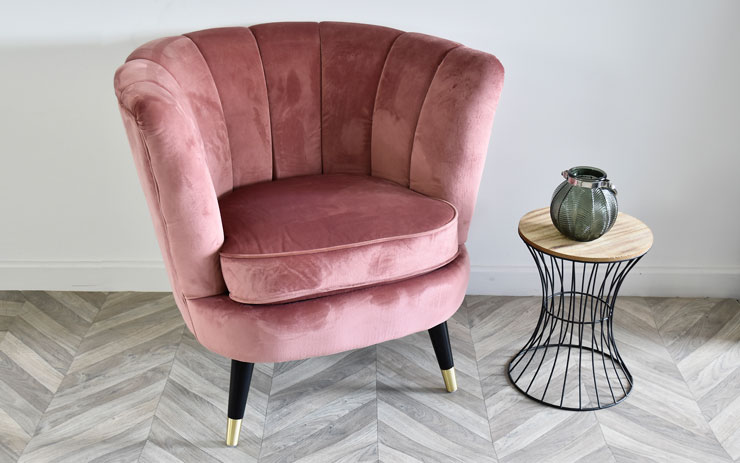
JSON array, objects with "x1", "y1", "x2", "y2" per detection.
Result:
[
  {"x1": 249, "y1": 22, "x2": 323, "y2": 179},
  {"x1": 319, "y1": 22, "x2": 402, "y2": 175},
  {"x1": 186, "y1": 27, "x2": 273, "y2": 189},
  {"x1": 370, "y1": 32, "x2": 459, "y2": 187}
]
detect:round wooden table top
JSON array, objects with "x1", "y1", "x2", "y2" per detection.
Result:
[{"x1": 518, "y1": 208, "x2": 653, "y2": 262}]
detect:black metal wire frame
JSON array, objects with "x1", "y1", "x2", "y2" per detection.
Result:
[{"x1": 506, "y1": 243, "x2": 644, "y2": 411}]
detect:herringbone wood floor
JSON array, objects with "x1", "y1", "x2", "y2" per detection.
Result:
[{"x1": 0, "y1": 292, "x2": 738, "y2": 462}]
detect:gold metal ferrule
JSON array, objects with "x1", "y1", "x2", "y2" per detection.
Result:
[
  {"x1": 441, "y1": 367, "x2": 458, "y2": 392},
  {"x1": 226, "y1": 418, "x2": 242, "y2": 447}
]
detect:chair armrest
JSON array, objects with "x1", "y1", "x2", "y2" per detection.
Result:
[
  {"x1": 115, "y1": 64, "x2": 226, "y2": 315},
  {"x1": 410, "y1": 47, "x2": 505, "y2": 244}
]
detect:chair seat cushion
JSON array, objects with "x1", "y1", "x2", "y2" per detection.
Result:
[{"x1": 219, "y1": 174, "x2": 459, "y2": 304}]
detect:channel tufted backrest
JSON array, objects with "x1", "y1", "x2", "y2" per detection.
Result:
[
  {"x1": 121, "y1": 22, "x2": 409, "y2": 195},
  {"x1": 114, "y1": 22, "x2": 503, "y2": 320}
]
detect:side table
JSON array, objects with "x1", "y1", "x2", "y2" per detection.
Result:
[{"x1": 509, "y1": 208, "x2": 653, "y2": 411}]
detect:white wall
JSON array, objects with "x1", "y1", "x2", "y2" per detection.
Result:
[{"x1": 1, "y1": 0, "x2": 738, "y2": 297}]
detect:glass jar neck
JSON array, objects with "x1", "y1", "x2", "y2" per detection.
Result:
[
  {"x1": 567, "y1": 166, "x2": 607, "y2": 182},
  {"x1": 561, "y1": 166, "x2": 617, "y2": 194}
]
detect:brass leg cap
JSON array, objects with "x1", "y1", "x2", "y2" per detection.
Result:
[
  {"x1": 441, "y1": 367, "x2": 458, "y2": 392},
  {"x1": 226, "y1": 418, "x2": 242, "y2": 447}
]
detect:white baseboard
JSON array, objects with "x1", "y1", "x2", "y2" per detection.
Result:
[
  {"x1": 0, "y1": 260, "x2": 170, "y2": 292},
  {"x1": 469, "y1": 265, "x2": 740, "y2": 299},
  {"x1": 0, "y1": 260, "x2": 738, "y2": 299}
]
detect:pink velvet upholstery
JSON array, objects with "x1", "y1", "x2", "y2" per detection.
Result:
[
  {"x1": 114, "y1": 22, "x2": 504, "y2": 363},
  {"x1": 191, "y1": 248, "x2": 469, "y2": 363},
  {"x1": 372, "y1": 33, "x2": 459, "y2": 187},
  {"x1": 185, "y1": 28, "x2": 273, "y2": 188},
  {"x1": 320, "y1": 22, "x2": 402, "y2": 174},
  {"x1": 409, "y1": 47, "x2": 504, "y2": 243},
  {"x1": 250, "y1": 23, "x2": 322, "y2": 178},
  {"x1": 219, "y1": 174, "x2": 459, "y2": 304}
]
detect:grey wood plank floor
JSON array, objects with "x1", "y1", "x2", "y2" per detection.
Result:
[{"x1": 0, "y1": 291, "x2": 738, "y2": 462}]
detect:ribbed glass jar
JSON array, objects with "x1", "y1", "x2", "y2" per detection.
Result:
[{"x1": 550, "y1": 166, "x2": 618, "y2": 242}]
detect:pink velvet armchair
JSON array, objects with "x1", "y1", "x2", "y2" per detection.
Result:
[{"x1": 115, "y1": 22, "x2": 504, "y2": 447}]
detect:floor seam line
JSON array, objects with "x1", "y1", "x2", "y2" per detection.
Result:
[
  {"x1": 257, "y1": 362, "x2": 275, "y2": 462},
  {"x1": 592, "y1": 411, "x2": 619, "y2": 462},
  {"x1": 467, "y1": 300, "x2": 501, "y2": 462},
  {"x1": 375, "y1": 344, "x2": 380, "y2": 463},
  {"x1": 135, "y1": 323, "x2": 186, "y2": 463}
]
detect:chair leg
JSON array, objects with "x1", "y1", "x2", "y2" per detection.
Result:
[
  {"x1": 226, "y1": 360, "x2": 254, "y2": 447},
  {"x1": 428, "y1": 321, "x2": 457, "y2": 392}
]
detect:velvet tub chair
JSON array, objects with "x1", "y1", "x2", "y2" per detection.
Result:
[{"x1": 114, "y1": 21, "x2": 504, "y2": 447}]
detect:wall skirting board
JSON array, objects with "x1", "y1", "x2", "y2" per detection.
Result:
[
  {"x1": 0, "y1": 260, "x2": 738, "y2": 299},
  {"x1": 0, "y1": 260, "x2": 170, "y2": 292}
]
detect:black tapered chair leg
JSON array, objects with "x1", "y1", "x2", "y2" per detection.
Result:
[
  {"x1": 428, "y1": 321, "x2": 457, "y2": 392},
  {"x1": 226, "y1": 360, "x2": 254, "y2": 447}
]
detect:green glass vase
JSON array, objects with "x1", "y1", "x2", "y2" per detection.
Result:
[{"x1": 550, "y1": 166, "x2": 618, "y2": 242}]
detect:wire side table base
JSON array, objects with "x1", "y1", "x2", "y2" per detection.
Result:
[{"x1": 507, "y1": 243, "x2": 642, "y2": 411}]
